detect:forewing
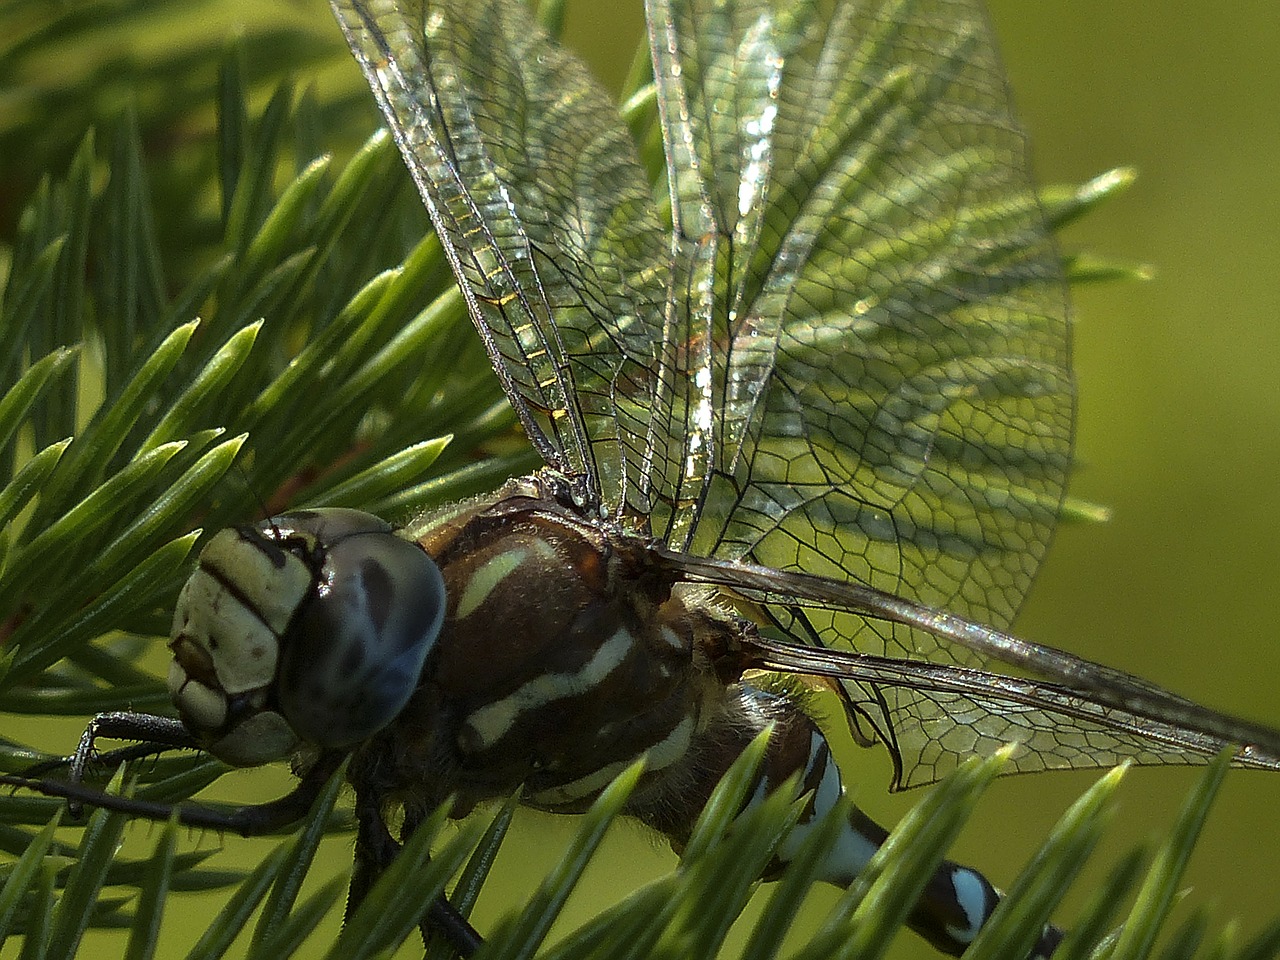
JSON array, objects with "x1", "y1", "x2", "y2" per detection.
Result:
[
  {"x1": 332, "y1": 0, "x2": 672, "y2": 509},
  {"x1": 643, "y1": 0, "x2": 1078, "y2": 787},
  {"x1": 645, "y1": 0, "x2": 1072, "y2": 631}
]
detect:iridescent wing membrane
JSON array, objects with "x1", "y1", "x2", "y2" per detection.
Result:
[
  {"x1": 333, "y1": 0, "x2": 1280, "y2": 788},
  {"x1": 332, "y1": 0, "x2": 673, "y2": 513},
  {"x1": 642, "y1": 0, "x2": 1074, "y2": 785}
]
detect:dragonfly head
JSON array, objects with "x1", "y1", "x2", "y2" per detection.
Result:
[{"x1": 168, "y1": 509, "x2": 446, "y2": 766}]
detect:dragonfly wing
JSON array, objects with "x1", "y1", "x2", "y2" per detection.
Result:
[
  {"x1": 743, "y1": 628, "x2": 1280, "y2": 789},
  {"x1": 646, "y1": 0, "x2": 1073, "y2": 634},
  {"x1": 332, "y1": 0, "x2": 673, "y2": 510},
  {"x1": 658, "y1": 549, "x2": 1280, "y2": 787}
]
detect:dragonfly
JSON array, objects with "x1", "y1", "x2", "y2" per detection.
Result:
[{"x1": 11, "y1": 0, "x2": 1280, "y2": 957}]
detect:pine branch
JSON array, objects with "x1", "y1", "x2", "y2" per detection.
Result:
[{"x1": 0, "y1": 2, "x2": 1272, "y2": 959}]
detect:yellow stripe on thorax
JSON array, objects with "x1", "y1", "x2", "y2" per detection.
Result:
[
  {"x1": 453, "y1": 536, "x2": 558, "y2": 621},
  {"x1": 461, "y1": 627, "x2": 635, "y2": 750}
]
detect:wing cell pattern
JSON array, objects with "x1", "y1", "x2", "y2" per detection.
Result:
[
  {"x1": 333, "y1": 0, "x2": 1203, "y2": 790},
  {"x1": 334, "y1": 0, "x2": 673, "y2": 512},
  {"x1": 644, "y1": 0, "x2": 1079, "y2": 782},
  {"x1": 757, "y1": 604, "x2": 1280, "y2": 788},
  {"x1": 648, "y1": 0, "x2": 1072, "y2": 633}
]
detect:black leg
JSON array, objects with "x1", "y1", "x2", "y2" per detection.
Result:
[
  {"x1": 3, "y1": 749, "x2": 343, "y2": 836},
  {"x1": 22, "y1": 740, "x2": 192, "y2": 779},
  {"x1": 66, "y1": 713, "x2": 199, "y2": 781},
  {"x1": 401, "y1": 805, "x2": 484, "y2": 958},
  {"x1": 22, "y1": 712, "x2": 201, "y2": 816},
  {"x1": 421, "y1": 896, "x2": 484, "y2": 958},
  {"x1": 348, "y1": 785, "x2": 399, "y2": 923},
  {"x1": 349, "y1": 787, "x2": 483, "y2": 958}
]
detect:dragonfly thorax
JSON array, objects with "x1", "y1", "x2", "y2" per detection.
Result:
[
  {"x1": 168, "y1": 508, "x2": 446, "y2": 766},
  {"x1": 351, "y1": 476, "x2": 724, "y2": 817}
]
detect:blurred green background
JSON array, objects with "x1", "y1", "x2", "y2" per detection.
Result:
[{"x1": 4, "y1": 0, "x2": 1279, "y2": 957}]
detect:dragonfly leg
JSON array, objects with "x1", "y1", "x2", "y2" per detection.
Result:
[
  {"x1": 628, "y1": 683, "x2": 1062, "y2": 959},
  {"x1": 19, "y1": 712, "x2": 199, "y2": 816},
  {"x1": 63, "y1": 712, "x2": 199, "y2": 777},
  {"x1": 349, "y1": 785, "x2": 483, "y2": 958},
  {"x1": 23, "y1": 740, "x2": 193, "y2": 779},
  {"x1": 5, "y1": 747, "x2": 344, "y2": 835}
]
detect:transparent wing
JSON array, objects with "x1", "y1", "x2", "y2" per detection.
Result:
[
  {"x1": 646, "y1": 0, "x2": 1071, "y2": 623},
  {"x1": 331, "y1": 0, "x2": 673, "y2": 511},
  {"x1": 336, "y1": 1, "x2": 1220, "y2": 790},
  {"x1": 757, "y1": 630, "x2": 1280, "y2": 790},
  {"x1": 640, "y1": 0, "x2": 1075, "y2": 782},
  {"x1": 660, "y1": 550, "x2": 1280, "y2": 788}
]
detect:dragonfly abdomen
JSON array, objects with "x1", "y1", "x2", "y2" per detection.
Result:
[{"x1": 629, "y1": 679, "x2": 1063, "y2": 959}]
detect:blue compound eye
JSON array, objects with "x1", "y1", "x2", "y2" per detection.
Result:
[
  {"x1": 275, "y1": 515, "x2": 446, "y2": 750},
  {"x1": 167, "y1": 509, "x2": 445, "y2": 767}
]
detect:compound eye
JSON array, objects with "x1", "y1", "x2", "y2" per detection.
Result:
[
  {"x1": 269, "y1": 508, "x2": 393, "y2": 542},
  {"x1": 168, "y1": 509, "x2": 441, "y2": 767},
  {"x1": 276, "y1": 529, "x2": 445, "y2": 749}
]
